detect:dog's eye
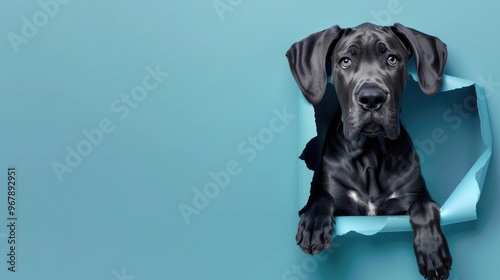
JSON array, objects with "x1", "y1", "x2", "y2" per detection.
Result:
[
  {"x1": 340, "y1": 58, "x2": 352, "y2": 69},
  {"x1": 387, "y1": 55, "x2": 398, "y2": 66}
]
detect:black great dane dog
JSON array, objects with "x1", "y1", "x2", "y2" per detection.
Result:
[{"x1": 286, "y1": 23, "x2": 452, "y2": 279}]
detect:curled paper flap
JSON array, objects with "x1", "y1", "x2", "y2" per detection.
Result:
[{"x1": 298, "y1": 74, "x2": 492, "y2": 237}]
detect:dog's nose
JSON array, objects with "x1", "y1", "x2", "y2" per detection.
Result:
[{"x1": 357, "y1": 87, "x2": 387, "y2": 111}]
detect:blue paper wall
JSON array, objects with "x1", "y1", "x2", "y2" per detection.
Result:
[{"x1": 0, "y1": 1, "x2": 498, "y2": 279}]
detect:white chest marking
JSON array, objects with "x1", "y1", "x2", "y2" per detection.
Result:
[
  {"x1": 367, "y1": 201, "x2": 377, "y2": 216},
  {"x1": 389, "y1": 192, "x2": 398, "y2": 199},
  {"x1": 348, "y1": 190, "x2": 377, "y2": 216},
  {"x1": 348, "y1": 190, "x2": 361, "y2": 204}
]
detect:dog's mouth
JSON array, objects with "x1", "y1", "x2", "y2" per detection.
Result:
[
  {"x1": 344, "y1": 116, "x2": 400, "y2": 141},
  {"x1": 361, "y1": 122, "x2": 385, "y2": 137}
]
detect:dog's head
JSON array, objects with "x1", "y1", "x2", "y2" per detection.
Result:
[{"x1": 286, "y1": 23, "x2": 447, "y2": 140}]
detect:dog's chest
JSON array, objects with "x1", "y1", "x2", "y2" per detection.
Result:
[
  {"x1": 342, "y1": 138, "x2": 400, "y2": 216},
  {"x1": 345, "y1": 166, "x2": 400, "y2": 216}
]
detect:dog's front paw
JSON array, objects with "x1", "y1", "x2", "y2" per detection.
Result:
[
  {"x1": 296, "y1": 206, "x2": 335, "y2": 255},
  {"x1": 413, "y1": 227, "x2": 452, "y2": 280}
]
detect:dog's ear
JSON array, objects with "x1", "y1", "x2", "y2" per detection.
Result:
[
  {"x1": 391, "y1": 23, "x2": 447, "y2": 96},
  {"x1": 286, "y1": 26, "x2": 344, "y2": 105}
]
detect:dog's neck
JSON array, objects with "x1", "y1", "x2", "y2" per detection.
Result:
[{"x1": 343, "y1": 134, "x2": 368, "y2": 156}]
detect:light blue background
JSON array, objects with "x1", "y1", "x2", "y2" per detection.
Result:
[{"x1": 0, "y1": 0, "x2": 498, "y2": 279}]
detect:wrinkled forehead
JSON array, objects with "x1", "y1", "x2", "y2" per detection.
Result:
[{"x1": 332, "y1": 25, "x2": 408, "y2": 58}]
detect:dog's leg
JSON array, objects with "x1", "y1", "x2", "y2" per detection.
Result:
[
  {"x1": 409, "y1": 199, "x2": 452, "y2": 280},
  {"x1": 296, "y1": 189, "x2": 335, "y2": 255}
]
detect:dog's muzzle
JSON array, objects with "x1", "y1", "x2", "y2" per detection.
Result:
[{"x1": 344, "y1": 85, "x2": 400, "y2": 140}]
